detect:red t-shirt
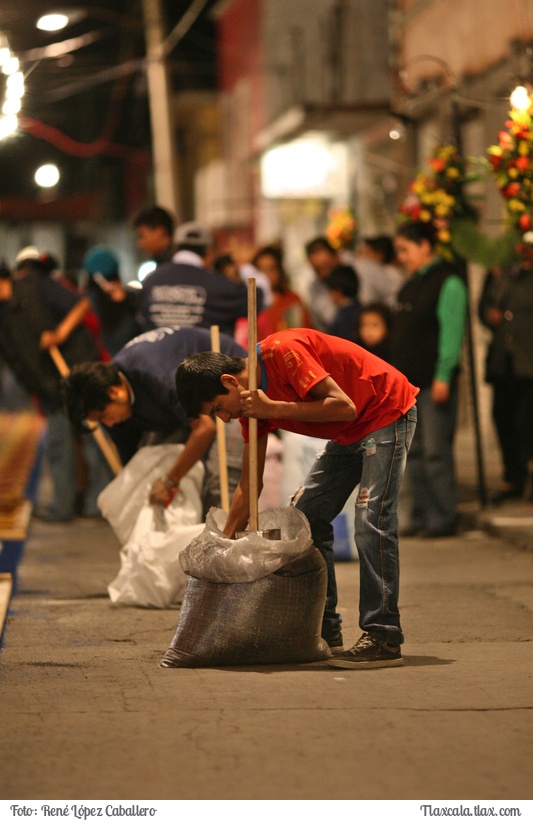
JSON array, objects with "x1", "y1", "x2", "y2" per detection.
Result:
[{"x1": 240, "y1": 329, "x2": 419, "y2": 445}]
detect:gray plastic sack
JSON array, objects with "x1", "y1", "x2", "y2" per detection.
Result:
[
  {"x1": 160, "y1": 546, "x2": 329, "y2": 668},
  {"x1": 180, "y1": 506, "x2": 313, "y2": 583}
]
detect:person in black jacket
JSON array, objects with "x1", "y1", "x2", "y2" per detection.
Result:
[
  {"x1": 0, "y1": 249, "x2": 112, "y2": 520},
  {"x1": 138, "y1": 222, "x2": 259, "y2": 338},
  {"x1": 82, "y1": 246, "x2": 141, "y2": 356},
  {"x1": 391, "y1": 222, "x2": 467, "y2": 537},
  {"x1": 478, "y1": 246, "x2": 533, "y2": 503}
]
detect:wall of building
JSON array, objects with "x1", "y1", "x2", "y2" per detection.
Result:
[{"x1": 400, "y1": 0, "x2": 533, "y2": 84}]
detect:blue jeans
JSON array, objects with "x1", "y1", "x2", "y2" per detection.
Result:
[
  {"x1": 291, "y1": 406, "x2": 417, "y2": 646},
  {"x1": 45, "y1": 408, "x2": 114, "y2": 519},
  {"x1": 406, "y1": 385, "x2": 458, "y2": 533}
]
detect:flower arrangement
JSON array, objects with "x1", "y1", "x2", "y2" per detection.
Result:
[
  {"x1": 325, "y1": 207, "x2": 357, "y2": 250},
  {"x1": 487, "y1": 90, "x2": 533, "y2": 242},
  {"x1": 399, "y1": 144, "x2": 475, "y2": 256}
]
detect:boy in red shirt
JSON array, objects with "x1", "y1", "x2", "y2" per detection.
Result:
[{"x1": 175, "y1": 329, "x2": 418, "y2": 669}]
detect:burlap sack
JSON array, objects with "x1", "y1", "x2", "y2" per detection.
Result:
[{"x1": 159, "y1": 547, "x2": 329, "y2": 668}]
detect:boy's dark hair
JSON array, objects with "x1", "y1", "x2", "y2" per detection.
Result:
[
  {"x1": 0, "y1": 259, "x2": 11, "y2": 280},
  {"x1": 363, "y1": 236, "x2": 396, "y2": 265},
  {"x1": 359, "y1": 302, "x2": 393, "y2": 331},
  {"x1": 395, "y1": 221, "x2": 437, "y2": 248},
  {"x1": 324, "y1": 265, "x2": 359, "y2": 299},
  {"x1": 213, "y1": 254, "x2": 235, "y2": 273},
  {"x1": 175, "y1": 352, "x2": 246, "y2": 418},
  {"x1": 61, "y1": 361, "x2": 122, "y2": 431},
  {"x1": 132, "y1": 206, "x2": 174, "y2": 237},
  {"x1": 304, "y1": 236, "x2": 336, "y2": 257}
]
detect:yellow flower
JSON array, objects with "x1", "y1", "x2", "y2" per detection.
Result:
[
  {"x1": 518, "y1": 140, "x2": 530, "y2": 156},
  {"x1": 438, "y1": 229, "x2": 451, "y2": 243},
  {"x1": 446, "y1": 167, "x2": 460, "y2": 179},
  {"x1": 508, "y1": 199, "x2": 526, "y2": 212},
  {"x1": 419, "y1": 210, "x2": 432, "y2": 221}
]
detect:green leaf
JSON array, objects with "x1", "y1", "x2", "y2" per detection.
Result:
[{"x1": 450, "y1": 219, "x2": 521, "y2": 269}]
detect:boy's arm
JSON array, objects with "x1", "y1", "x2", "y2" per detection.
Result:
[
  {"x1": 240, "y1": 376, "x2": 356, "y2": 423},
  {"x1": 224, "y1": 433, "x2": 268, "y2": 538},
  {"x1": 39, "y1": 297, "x2": 91, "y2": 350},
  {"x1": 149, "y1": 415, "x2": 216, "y2": 506}
]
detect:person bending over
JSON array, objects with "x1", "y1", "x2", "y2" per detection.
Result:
[
  {"x1": 62, "y1": 326, "x2": 246, "y2": 514},
  {"x1": 175, "y1": 328, "x2": 418, "y2": 670}
]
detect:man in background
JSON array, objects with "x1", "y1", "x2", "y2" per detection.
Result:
[
  {"x1": 133, "y1": 205, "x2": 176, "y2": 266},
  {"x1": 139, "y1": 221, "x2": 258, "y2": 338}
]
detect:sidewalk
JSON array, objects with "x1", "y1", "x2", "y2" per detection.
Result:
[{"x1": 454, "y1": 426, "x2": 533, "y2": 553}]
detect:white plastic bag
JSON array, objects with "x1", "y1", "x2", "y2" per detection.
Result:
[
  {"x1": 107, "y1": 506, "x2": 204, "y2": 608},
  {"x1": 98, "y1": 444, "x2": 205, "y2": 608},
  {"x1": 98, "y1": 444, "x2": 204, "y2": 546},
  {"x1": 180, "y1": 506, "x2": 314, "y2": 584}
]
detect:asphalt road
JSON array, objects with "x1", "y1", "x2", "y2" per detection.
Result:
[{"x1": 0, "y1": 514, "x2": 532, "y2": 805}]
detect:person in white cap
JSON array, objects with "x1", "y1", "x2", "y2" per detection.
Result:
[{"x1": 138, "y1": 221, "x2": 262, "y2": 338}]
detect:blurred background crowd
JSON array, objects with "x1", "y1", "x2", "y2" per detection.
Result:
[{"x1": 1, "y1": 0, "x2": 533, "y2": 532}]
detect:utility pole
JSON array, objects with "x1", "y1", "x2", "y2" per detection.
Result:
[
  {"x1": 142, "y1": 0, "x2": 180, "y2": 220},
  {"x1": 451, "y1": 93, "x2": 488, "y2": 508}
]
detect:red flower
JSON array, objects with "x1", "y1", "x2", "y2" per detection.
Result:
[
  {"x1": 488, "y1": 154, "x2": 502, "y2": 170},
  {"x1": 499, "y1": 131, "x2": 515, "y2": 150},
  {"x1": 503, "y1": 182, "x2": 521, "y2": 197},
  {"x1": 429, "y1": 158, "x2": 446, "y2": 172},
  {"x1": 515, "y1": 156, "x2": 530, "y2": 171},
  {"x1": 519, "y1": 213, "x2": 532, "y2": 230}
]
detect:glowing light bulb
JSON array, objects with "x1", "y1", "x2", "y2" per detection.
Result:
[
  {"x1": 35, "y1": 164, "x2": 60, "y2": 188},
  {"x1": 36, "y1": 14, "x2": 69, "y2": 32},
  {"x1": 510, "y1": 84, "x2": 531, "y2": 111}
]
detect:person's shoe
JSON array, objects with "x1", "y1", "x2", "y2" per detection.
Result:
[
  {"x1": 32, "y1": 508, "x2": 73, "y2": 523},
  {"x1": 327, "y1": 632, "x2": 402, "y2": 669},
  {"x1": 489, "y1": 487, "x2": 523, "y2": 506},
  {"x1": 322, "y1": 629, "x2": 344, "y2": 654}
]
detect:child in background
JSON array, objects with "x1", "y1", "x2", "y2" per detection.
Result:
[
  {"x1": 324, "y1": 265, "x2": 361, "y2": 343},
  {"x1": 357, "y1": 302, "x2": 393, "y2": 362}
]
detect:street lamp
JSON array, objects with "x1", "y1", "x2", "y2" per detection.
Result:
[
  {"x1": 35, "y1": 163, "x2": 60, "y2": 188},
  {"x1": 509, "y1": 83, "x2": 532, "y2": 112},
  {"x1": 36, "y1": 14, "x2": 70, "y2": 32},
  {"x1": 0, "y1": 34, "x2": 24, "y2": 139},
  {"x1": 32, "y1": 3, "x2": 181, "y2": 219}
]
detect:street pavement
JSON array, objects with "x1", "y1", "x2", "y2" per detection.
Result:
[{"x1": 0, "y1": 430, "x2": 532, "y2": 805}]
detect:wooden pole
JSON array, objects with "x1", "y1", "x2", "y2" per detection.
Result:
[
  {"x1": 48, "y1": 346, "x2": 123, "y2": 477},
  {"x1": 247, "y1": 278, "x2": 259, "y2": 532},
  {"x1": 210, "y1": 326, "x2": 230, "y2": 512},
  {"x1": 451, "y1": 95, "x2": 487, "y2": 508}
]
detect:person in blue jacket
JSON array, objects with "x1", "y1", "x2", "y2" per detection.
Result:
[
  {"x1": 138, "y1": 222, "x2": 261, "y2": 338},
  {"x1": 62, "y1": 326, "x2": 246, "y2": 514}
]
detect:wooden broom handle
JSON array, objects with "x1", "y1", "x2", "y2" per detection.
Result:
[
  {"x1": 210, "y1": 326, "x2": 230, "y2": 512},
  {"x1": 247, "y1": 278, "x2": 259, "y2": 532},
  {"x1": 48, "y1": 345, "x2": 123, "y2": 477}
]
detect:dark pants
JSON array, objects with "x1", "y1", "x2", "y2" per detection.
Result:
[{"x1": 491, "y1": 377, "x2": 533, "y2": 493}]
